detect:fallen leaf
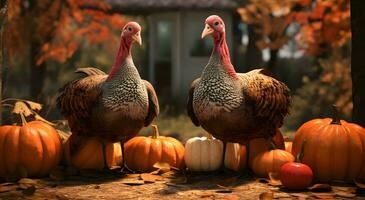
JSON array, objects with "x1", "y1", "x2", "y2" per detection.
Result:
[
  {"x1": 0, "y1": 183, "x2": 16, "y2": 186},
  {"x1": 259, "y1": 191, "x2": 274, "y2": 200},
  {"x1": 290, "y1": 193, "x2": 310, "y2": 198},
  {"x1": 312, "y1": 193, "x2": 335, "y2": 199},
  {"x1": 160, "y1": 170, "x2": 179, "y2": 178},
  {"x1": 309, "y1": 184, "x2": 332, "y2": 192},
  {"x1": 274, "y1": 192, "x2": 291, "y2": 198},
  {"x1": 18, "y1": 178, "x2": 37, "y2": 185},
  {"x1": 12, "y1": 101, "x2": 33, "y2": 117},
  {"x1": 24, "y1": 100, "x2": 42, "y2": 111},
  {"x1": 140, "y1": 173, "x2": 163, "y2": 183},
  {"x1": 334, "y1": 191, "x2": 355, "y2": 198},
  {"x1": 168, "y1": 176, "x2": 187, "y2": 184},
  {"x1": 18, "y1": 183, "x2": 32, "y2": 190},
  {"x1": 152, "y1": 162, "x2": 171, "y2": 173},
  {"x1": 354, "y1": 179, "x2": 365, "y2": 189},
  {"x1": 22, "y1": 185, "x2": 36, "y2": 195},
  {"x1": 126, "y1": 174, "x2": 140, "y2": 178},
  {"x1": 0, "y1": 184, "x2": 17, "y2": 193},
  {"x1": 121, "y1": 180, "x2": 145, "y2": 186},
  {"x1": 94, "y1": 185, "x2": 100, "y2": 189},
  {"x1": 268, "y1": 172, "x2": 282, "y2": 187}
]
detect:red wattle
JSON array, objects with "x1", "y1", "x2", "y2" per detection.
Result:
[
  {"x1": 213, "y1": 32, "x2": 238, "y2": 79},
  {"x1": 107, "y1": 37, "x2": 132, "y2": 80}
]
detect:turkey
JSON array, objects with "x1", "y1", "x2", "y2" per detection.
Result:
[
  {"x1": 187, "y1": 15, "x2": 290, "y2": 146},
  {"x1": 57, "y1": 22, "x2": 159, "y2": 171}
]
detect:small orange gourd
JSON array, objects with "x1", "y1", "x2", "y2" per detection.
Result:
[
  {"x1": 63, "y1": 136, "x2": 122, "y2": 170},
  {"x1": 124, "y1": 125, "x2": 185, "y2": 172},
  {"x1": 251, "y1": 142, "x2": 295, "y2": 177}
]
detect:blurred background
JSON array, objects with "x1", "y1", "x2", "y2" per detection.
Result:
[{"x1": 2, "y1": 0, "x2": 351, "y2": 141}]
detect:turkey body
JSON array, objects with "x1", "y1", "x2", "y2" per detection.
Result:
[
  {"x1": 58, "y1": 59, "x2": 158, "y2": 154},
  {"x1": 188, "y1": 51, "x2": 290, "y2": 145}
]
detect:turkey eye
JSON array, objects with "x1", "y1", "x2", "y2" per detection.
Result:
[
  {"x1": 214, "y1": 21, "x2": 219, "y2": 26},
  {"x1": 128, "y1": 27, "x2": 132, "y2": 32}
]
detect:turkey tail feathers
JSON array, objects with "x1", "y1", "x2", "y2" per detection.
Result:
[{"x1": 75, "y1": 67, "x2": 106, "y2": 76}]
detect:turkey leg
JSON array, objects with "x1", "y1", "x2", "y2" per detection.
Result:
[
  {"x1": 120, "y1": 137, "x2": 134, "y2": 174},
  {"x1": 102, "y1": 140, "x2": 111, "y2": 173}
]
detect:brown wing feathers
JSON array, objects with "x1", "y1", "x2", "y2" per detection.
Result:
[
  {"x1": 143, "y1": 80, "x2": 160, "y2": 126},
  {"x1": 57, "y1": 68, "x2": 107, "y2": 139},
  {"x1": 243, "y1": 69, "x2": 290, "y2": 126}
]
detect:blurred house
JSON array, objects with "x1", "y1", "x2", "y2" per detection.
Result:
[{"x1": 108, "y1": 0, "x2": 242, "y2": 104}]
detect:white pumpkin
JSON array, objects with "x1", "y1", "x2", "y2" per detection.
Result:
[
  {"x1": 184, "y1": 135, "x2": 223, "y2": 171},
  {"x1": 224, "y1": 143, "x2": 247, "y2": 171}
]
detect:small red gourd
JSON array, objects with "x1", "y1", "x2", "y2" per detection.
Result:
[{"x1": 280, "y1": 141, "x2": 313, "y2": 190}]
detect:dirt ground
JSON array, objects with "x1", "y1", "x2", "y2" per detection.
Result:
[{"x1": 0, "y1": 168, "x2": 364, "y2": 200}]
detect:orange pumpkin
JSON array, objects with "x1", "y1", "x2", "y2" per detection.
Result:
[
  {"x1": 248, "y1": 130, "x2": 285, "y2": 167},
  {"x1": 0, "y1": 120, "x2": 62, "y2": 178},
  {"x1": 63, "y1": 137, "x2": 122, "y2": 170},
  {"x1": 224, "y1": 143, "x2": 247, "y2": 171},
  {"x1": 248, "y1": 137, "x2": 269, "y2": 167},
  {"x1": 251, "y1": 143, "x2": 295, "y2": 177},
  {"x1": 124, "y1": 125, "x2": 185, "y2": 172},
  {"x1": 285, "y1": 141, "x2": 292, "y2": 153},
  {"x1": 292, "y1": 106, "x2": 365, "y2": 182}
]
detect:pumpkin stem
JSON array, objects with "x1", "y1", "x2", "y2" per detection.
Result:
[
  {"x1": 19, "y1": 112, "x2": 27, "y2": 125},
  {"x1": 151, "y1": 124, "x2": 160, "y2": 139},
  {"x1": 330, "y1": 104, "x2": 341, "y2": 125},
  {"x1": 296, "y1": 140, "x2": 306, "y2": 163}
]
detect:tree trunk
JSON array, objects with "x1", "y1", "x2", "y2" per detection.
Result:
[
  {"x1": 29, "y1": 41, "x2": 46, "y2": 101},
  {"x1": 267, "y1": 49, "x2": 278, "y2": 74},
  {"x1": 246, "y1": 25, "x2": 263, "y2": 70},
  {"x1": 0, "y1": 0, "x2": 8, "y2": 125},
  {"x1": 351, "y1": 0, "x2": 365, "y2": 126}
]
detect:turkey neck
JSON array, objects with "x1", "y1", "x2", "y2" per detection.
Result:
[
  {"x1": 204, "y1": 32, "x2": 238, "y2": 80},
  {"x1": 102, "y1": 36, "x2": 147, "y2": 110},
  {"x1": 106, "y1": 37, "x2": 141, "y2": 82}
]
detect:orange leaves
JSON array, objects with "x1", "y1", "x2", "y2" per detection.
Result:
[
  {"x1": 237, "y1": 0, "x2": 294, "y2": 51},
  {"x1": 238, "y1": 0, "x2": 351, "y2": 56},
  {"x1": 8, "y1": 0, "x2": 126, "y2": 66},
  {"x1": 294, "y1": 0, "x2": 351, "y2": 55}
]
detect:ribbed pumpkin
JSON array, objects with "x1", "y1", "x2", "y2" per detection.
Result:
[
  {"x1": 0, "y1": 120, "x2": 62, "y2": 178},
  {"x1": 124, "y1": 125, "x2": 185, "y2": 172},
  {"x1": 224, "y1": 142, "x2": 247, "y2": 171},
  {"x1": 248, "y1": 130, "x2": 285, "y2": 167},
  {"x1": 64, "y1": 136, "x2": 122, "y2": 170},
  {"x1": 285, "y1": 141, "x2": 292, "y2": 153},
  {"x1": 185, "y1": 135, "x2": 223, "y2": 171},
  {"x1": 251, "y1": 142, "x2": 295, "y2": 177},
  {"x1": 292, "y1": 106, "x2": 365, "y2": 182}
]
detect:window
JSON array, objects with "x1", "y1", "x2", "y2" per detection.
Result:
[{"x1": 189, "y1": 21, "x2": 213, "y2": 57}]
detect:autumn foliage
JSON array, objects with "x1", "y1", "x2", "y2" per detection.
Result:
[
  {"x1": 238, "y1": 0, "x2": 351, "y2": 56},
  {"x1": 7, "y1": 0, "x2": 125, "y2": 66}
]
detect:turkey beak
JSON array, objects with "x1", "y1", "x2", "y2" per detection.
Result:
[
  {"x1": 133, "y1": 31, "x2": 142, "y2": 46},
  {"x1": 201, "y1": 24, "x2": 214, "y2": 39}
]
